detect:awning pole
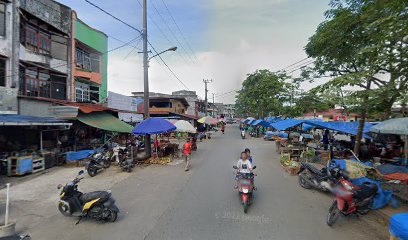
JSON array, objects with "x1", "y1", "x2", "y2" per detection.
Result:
[
  {"x1": 405, "y1": 135, "x2": 407, "y2": 166},
  {"x1": 40, "y1": 130, "x2": 43, "y2": 152}
]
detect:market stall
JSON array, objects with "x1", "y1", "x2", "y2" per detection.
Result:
[
  {"x1": 370, "y1": 118, "x2": 408, "y2": 202},
  {"x1": 133, "y1": 118, "x2": 178, "y2": 161},
  {"x1": 0, "y1": 114, "x2": 72, "y2": 176}
]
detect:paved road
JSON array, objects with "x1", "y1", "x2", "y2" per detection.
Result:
[{"x1": 26, "y1": 125, "x2": 386, "y2": 239}]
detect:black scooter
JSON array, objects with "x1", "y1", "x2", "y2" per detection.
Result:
[
  {"x1": 86, "y1": 149, "x2": 112, "y2": 177},
  {"x1": 113, "y1": 145, "x2": 134, "y2": 172},
  {"x1": 57, "y1": 170, "x2": 119, "y2": 223},
  {"x1": 298, "y1": 161, "x2": 340, "y2": 192}
]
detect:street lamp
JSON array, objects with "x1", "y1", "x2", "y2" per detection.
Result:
[
  {"x1": 148, "y1": 46, "x2": 177, "y2": 61},
  {"x1": 142, "y1": 46, "x2": 177, "y2": 159}
]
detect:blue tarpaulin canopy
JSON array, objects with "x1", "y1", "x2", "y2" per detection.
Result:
[
  {"x1": 270, "y1": 119, "x2": 303, "y2": 131},
  {"x1": 66, "y1": 150, "x2": 95, "y2": 162},
  {"x1": 242, "y1": 119, "x2": 248, "y2": 123},
  {"x1": 253, "y1": 120, "x2": 271, "y2": 127},
  {"x1": 133, "y1": 118, "x2": 176, "y2": 135},
  {"x1": 247, "y1": 119, "x2": 255, "y2": 125},
  {"x1": 270, "y1": 119, "x2": 374, "y2": 137},
  {"x1": 0, "y1": 114, "x2": 71, "y2": 126},
  {"x1": 305, "y1": 120, "x2": 375, "y2": 137},
  {"x1": 252, "y1": 120, "x2": 262, "y2": 126}
]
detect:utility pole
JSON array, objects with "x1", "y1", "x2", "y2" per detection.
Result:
[
  {"x1": 142, "y1": 0, "x2": 151, "y2": 157},
  {"x1": 212, "y1": 93, "x2": 215, "y2": 117},
  {"x1": 203, "y1": 79, "x2": 212, "y2": 115}
]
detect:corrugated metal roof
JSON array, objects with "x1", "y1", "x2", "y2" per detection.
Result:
[{"x1": 0, "y1": 114, "x2": 71, "y2": 126}]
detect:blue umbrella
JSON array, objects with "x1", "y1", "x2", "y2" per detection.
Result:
[{"x1": 132, "y1": 118, "x2": 176, "y2": 135}]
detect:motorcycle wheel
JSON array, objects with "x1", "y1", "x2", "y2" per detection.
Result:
[
  {"x1": 57, "y1": 202, "x2": 72, "y2": 217},
  {"x1": 243, "y1": 203, "x2": 248, "y2": 214},
  {"x1": 103, "y1": 159, "x2": 111, "y2": 168},
  {"x1": 327, "y1": 201, "x2": 341, "y2": 227},
  {"x1": 298, "y1": 173, "x2": 312, "y2": 189},
  {"x1": 87, "y1": 166, "x2": 97, "y2": 177},
  {"x1": 105, "y1": 210, "x2": 118, "y2": 222}
]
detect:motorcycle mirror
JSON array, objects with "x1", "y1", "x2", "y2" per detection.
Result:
[
  {"x1": 78, "y1": 170, "x2": 85, "y2": 176},
  {"x1": 252, "y1": 166, "x2": 257, "y2": 170},
  {"x1": 233, "y1": 166, "x2": 238, "y2": 169},
  {"x1": 57, "y1": 184, "x2": 63, "y2": 190}
]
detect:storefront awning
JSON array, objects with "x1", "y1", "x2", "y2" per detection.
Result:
[
  {"x1": 77, "y1": 112, "x2": 134, "y2": 133},
  {"x1": 0, "y1": 114, "x2": 72, "y2": 126}
]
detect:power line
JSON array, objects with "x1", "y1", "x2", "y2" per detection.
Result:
[
  {"x1": 159, "y1": 0, "x2": 198, "y2": 61},
  {"x1": 84, "y1": 0, "x2": 191, "y2": 90},
  {"x1": 84, "y1": 0, "x2": 142, "y2": 34},
  {"x1": 280, "y1": 57, "x2": 310, "y2": 71},
  {"x1": 149, "y1": 0, "x2": 195, "y2": 64},
  {"x1": 153, "y1": 46, "x2": 190, "y2": 90},
  {"x1": 287, "y1": 60, "x2": 315, "y2": 74},
  {"x1": 136, "y1": 0, "x2": 191, "y2": 65},
  {"x1": 135, "y1": 0, "x2": 172, "y2": 46},
  {"x1": 0, "y1": 36, "x2": 141, "y2": 82},
  {"x1": 215, "y1": 89, "x2": 238, "y2": 97},
  {"x1": 122, "y1": 37, "x2": 143, "y2": 60}
]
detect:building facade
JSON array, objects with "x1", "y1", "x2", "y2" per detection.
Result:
[
  {"x1": 223, "y1": 104, "x2": 235, "y2": 118},
  {"x1": 0, "y1": 0, "x2": 107, "y2": 117},
  {"x1": 71, "y1": 11, "x2": 107, "y2": 103}
]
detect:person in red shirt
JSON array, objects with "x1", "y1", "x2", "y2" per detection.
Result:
[{"x1": 183, "y1": 138, "x2": 192, "y2": 171}]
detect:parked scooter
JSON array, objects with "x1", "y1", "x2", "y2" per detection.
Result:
[
  {"x1": 297, "y1": 160, "x2": 340, "y2": 192},
  {"x1": 57, "y1": 170, "x2": 119, "y2": 223},
  {"x1": 233, "y1": 165, "x2": 256, "y2": 213},
  {"x1": 326, "y1": 174, "x2": 378, "y2": 226},
  {"x1": 112, "y1": 145, "x2": 134, "y2": 172},
  {"x1": 86, "y1": 148, "x2": 112, "y2": 177},
  {"x1": 241, "y1": 130, "x2": 245, "y2": 139}
]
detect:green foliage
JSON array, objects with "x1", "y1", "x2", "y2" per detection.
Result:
[
  {"x1": 235, "y1": 70, "x2": 292, "y2": 118},
  {"x1": 303, "y1": 0, "x2": 408, "y2": 119}
]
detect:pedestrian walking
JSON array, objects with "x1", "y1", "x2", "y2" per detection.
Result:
[{"x1": 183, "y1": 138, "x2": 192, "y2": 171}]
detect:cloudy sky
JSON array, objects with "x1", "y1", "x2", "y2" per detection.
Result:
[{"x1": 59, "y1": 0, "x2": 330, "y2": 103}]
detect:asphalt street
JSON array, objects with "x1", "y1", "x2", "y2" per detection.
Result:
[{"x1": 26, "y1": 125, "x2": 387, "y2": 239}]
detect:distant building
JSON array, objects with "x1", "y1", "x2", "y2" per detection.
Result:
[
  {"x1": 131, "y1": 91, "x2": 197, "y2": 122},
  {"x1": 223, "y1": 104, "x2": 235, "y2": 118},
  {"x1": 303, "y1": 109, "x2": 359, "y2": 122},
  {"x1": 172, "y1": 90, "x2": 197, "y2": 116}
]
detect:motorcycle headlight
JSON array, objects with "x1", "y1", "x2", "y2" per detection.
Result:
[{"x1": 242, "y1": 188, "x2": 249, "y2": 193}]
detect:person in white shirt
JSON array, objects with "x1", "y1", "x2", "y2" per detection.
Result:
[{"x1": 236, "y1": 151, "x2": 253, "y2": 174}]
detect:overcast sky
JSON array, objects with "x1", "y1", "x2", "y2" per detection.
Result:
[{"x1": 59, "y1": 0, "x2": 330, "y2": 104}]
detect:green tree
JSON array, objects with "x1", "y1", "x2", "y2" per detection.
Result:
[
  {"x1": 303, "y1": 0, "x2": 407, "y2": 155},
  {"x1": 235, "y1": 70, "x2": 291, "y2": 118}
]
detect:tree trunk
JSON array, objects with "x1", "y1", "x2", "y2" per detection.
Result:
[
  {"x1": 354, "y1": 111, "x2": 366, "y2": 157},
  {"x1": 354, "y1": 80, "x2": 372, "y2": 156}
]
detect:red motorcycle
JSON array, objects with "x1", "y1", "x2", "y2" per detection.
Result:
[
  {"x1": 233, "y1": 166, "x2": 256, "y2": 213},
  {"x1": 327, "y1": 175, "x2": 378, "y2": 226}
]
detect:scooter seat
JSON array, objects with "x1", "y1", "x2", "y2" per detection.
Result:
[
  {"x1": 303, "y1": 163, "x2": 326, "y2": 177},
  {"x1": 354, "y1": 183, "x2": 378, "y2": 200},
  {"x1": 80, "y1": 191, "x2": 110, "y2": 204}
]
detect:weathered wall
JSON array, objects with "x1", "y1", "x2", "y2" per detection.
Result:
[
  {"x1": 0, "y1": 2, "x2": 17, "y2": 113},
  {"x1": 19, "y1": 45, "x2": 68, "y2": 74},
  {"x1": 19, "y1": 0, "x2": 71, "y2": 34},
  {"x1": 18, "y1": 98, "x2": 54, "y2": 117}
]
